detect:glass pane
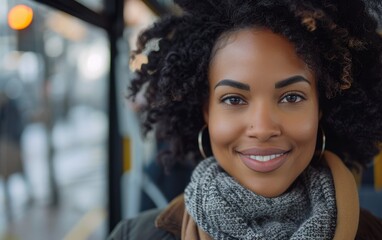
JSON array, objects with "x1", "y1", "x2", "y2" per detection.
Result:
[
  {"x1": 1, "y1": 0, "x2": 108, "y2": 239},
  {"x1": 119, "y1": 0, "x2": 193, "y2": 220},
  {"x1": 118, "y1": 0, "x2": 158, "y2": 219}
]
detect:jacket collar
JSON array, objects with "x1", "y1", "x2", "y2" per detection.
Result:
[{"x1": 155, "y1": 194, "x2": 185, "y2": 237}]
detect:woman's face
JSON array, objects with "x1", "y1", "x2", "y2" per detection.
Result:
[{"x1": 205, "y1": 28, "x2": 319, "y2": 197}]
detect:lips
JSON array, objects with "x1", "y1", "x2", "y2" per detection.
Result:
[{"x1": 237, "y1": 148, "x2": 290, "y2": 173}]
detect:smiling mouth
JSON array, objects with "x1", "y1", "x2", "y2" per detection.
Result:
[
  {"x1": 238, "y1": 150, "x2": 290, "y2": 173},
  {"x1": 247, "y1": 153, "x2": 285, "y2": 162}
]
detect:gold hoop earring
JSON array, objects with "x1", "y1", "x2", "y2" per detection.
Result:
[
  {"x1": 198, "y1": 125, "x2": 208, "y2": 159},
  {"x1": 319, "y1": 126, "x2": 326, "y2": 160}
]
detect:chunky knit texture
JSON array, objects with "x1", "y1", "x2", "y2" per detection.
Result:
[{"x1": 184, "y1": 157, "x2": 337, "y2": 240}]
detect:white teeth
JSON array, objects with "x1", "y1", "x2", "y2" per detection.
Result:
[{"x1": 249, "y1": 153, "x2": 284, "y2": 162}]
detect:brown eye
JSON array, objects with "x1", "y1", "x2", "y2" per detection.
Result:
[
  {"x1": 280, "y1": 93, "x2": 304, "y2": 103},
  {"x1": 222, "y1": 96, "x2": 246, "y2": 105}
]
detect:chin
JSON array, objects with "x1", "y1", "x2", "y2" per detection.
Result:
[
  {"x1": 256, "y1": 190, "x2": 284, "y2": 198},
  {"x1": 246, "y1": 182, "x2": 290, "y2": 198}
]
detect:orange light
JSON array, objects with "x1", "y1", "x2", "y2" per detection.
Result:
[{"x1": 8, "y1": 5, "x2": 34, "y2": 30}]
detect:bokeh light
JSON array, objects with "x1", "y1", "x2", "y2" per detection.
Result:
[{"x1": 8, "y1": 4, "x2": 34, "y2": 30}]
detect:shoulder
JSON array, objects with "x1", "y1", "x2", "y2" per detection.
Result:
[
  {"x1": 107, "y1": 208, "x2": 179, "y2": 240},
  {"x1": 356, "y1": 208, "x2": 382, "y2": 240}
]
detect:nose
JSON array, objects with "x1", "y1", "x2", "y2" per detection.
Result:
[{"x1": 246, "y1": 103, "x2": 281, "y2": 141}]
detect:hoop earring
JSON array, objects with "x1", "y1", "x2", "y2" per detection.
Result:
[
  {"x1": 198, "y1": 125, "x2": 208, "y2": 159},
  {"x1": 318, "y1": 126, "x2": 326, "y2": 160}
]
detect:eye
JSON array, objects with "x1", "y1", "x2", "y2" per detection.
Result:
[
  {"x1": 221, "y1": 96, "x2": 246, "y2": 105},
  {"x1": 280, "y1": 93, "x2": 305, "y2": 103}
]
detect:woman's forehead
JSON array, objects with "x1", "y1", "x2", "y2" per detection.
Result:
[{"x1": 209, "y1": 28, "x2": 315, "y2": 83}]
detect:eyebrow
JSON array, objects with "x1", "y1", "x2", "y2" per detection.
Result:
[
  {"x1": 275, "y1": 76, "x2": 310, "y2": 89},
  {"x1": 214, "y1": 79, "x2": 250, "y2": 91}
]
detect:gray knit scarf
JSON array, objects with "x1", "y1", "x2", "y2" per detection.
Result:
[{"x1": 184, "y1": 157, "x2": 337, "y2": 240}]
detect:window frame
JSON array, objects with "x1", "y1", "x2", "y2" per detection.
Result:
[{"x1": 32, "y1": 0, "x2": 124, "y2": 232}]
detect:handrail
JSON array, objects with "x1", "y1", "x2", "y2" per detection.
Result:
[{"x1": 33, "y1": 0, "x2": 110, "y2": 30}]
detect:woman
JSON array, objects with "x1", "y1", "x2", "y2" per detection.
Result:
[{"x1": 110, "y1": 0, "x2": 382, "y2": 239}]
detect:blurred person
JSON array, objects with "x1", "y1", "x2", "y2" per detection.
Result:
[{"x1": 0, "y1": 90, "x2": 26, "y2": 220}]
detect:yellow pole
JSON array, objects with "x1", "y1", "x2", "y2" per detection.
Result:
[
  {"x1": 374, "y1": 150, "x2": 382, "y2": 191},
  {"x1": 123, "y1": 137, "x2": 131, "y2": 172}
]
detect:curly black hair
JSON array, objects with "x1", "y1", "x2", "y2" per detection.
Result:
[{"x1": 129, "y1": 0, "x2": 382, "y2": 171}]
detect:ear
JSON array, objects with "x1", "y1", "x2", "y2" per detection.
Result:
[{"x1": 319, "y1": 110, "x2": 323, "y2": 120}]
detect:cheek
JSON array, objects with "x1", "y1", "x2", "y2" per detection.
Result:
[
  {"x1": 287, "y1": 111, "x2": 319, "y2": 153},
  {"x1": 207, "y1": 109, "x2": 242, "y2": 151},
  {"x1": 295, "y1": 118, "x2": 317, "y2": 140}
]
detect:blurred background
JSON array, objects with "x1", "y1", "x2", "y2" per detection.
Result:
[{"x1": 0, "y1": 0, "x2": 381, "y2": 239}]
